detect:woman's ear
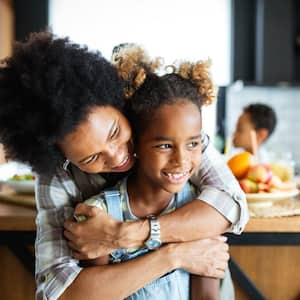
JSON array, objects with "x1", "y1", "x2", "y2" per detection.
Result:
[{"x1": 256, "y1": 128, "x2": 269, "y2": 145}]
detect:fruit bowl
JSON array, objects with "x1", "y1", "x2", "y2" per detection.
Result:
[
  {"x1": 5, "y1": 179, "x2": 35, "y2": 194},
  {"x1": 246, "y1": 189, "x2": 299, "y2": 207}
]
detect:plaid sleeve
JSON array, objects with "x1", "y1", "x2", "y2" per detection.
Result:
[
  {"x1": 35, "y1": 169, "x2": 83, "y2": 300},
  {"x1": 190, "y1": 133, "x2": 249, "y2": 234}
]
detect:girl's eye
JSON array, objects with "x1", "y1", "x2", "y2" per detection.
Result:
[
  {"x1": 110, "y1": 126, "x2": 119, "y2": 139},
  {"x1": 188, "y1": 141, "x2": 200, "y2": 149},
  {"x1": 156, "y1": 144, "x2": 172, "y2": 149}
]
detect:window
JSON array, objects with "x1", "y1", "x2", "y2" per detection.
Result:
[{"x1": 49, "y1": 0, "x2": 231, "y2": 138}]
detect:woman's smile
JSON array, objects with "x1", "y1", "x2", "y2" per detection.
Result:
[{"x1": 111, "y1": 151, "x2": 135, "y2": 172}]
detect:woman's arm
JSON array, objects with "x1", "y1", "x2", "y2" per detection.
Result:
[
  {"x1": 64, "y1": 199, "x2": 229, "y2": 259},
  {"x1": 59, "y1": 238, "x2": 229, "y2": 300},
  {"x1": 35, "y1": 170, "x2": 83, "y2": 300}
]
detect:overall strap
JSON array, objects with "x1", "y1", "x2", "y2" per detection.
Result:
[
  {"x1": 176, "y1": 182, "x2": 192, "y2": 208},
  {"x1": 103, "y1": 189, "x2": 123, "y2": 221},
  {"x1": 103, "y1": 188, "x2": 127, "y2": 263}
]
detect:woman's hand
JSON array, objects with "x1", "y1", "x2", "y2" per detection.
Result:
[
  {"x1": 64, "y1": 203, "x2": 149, "y2": 259},
  {"x1": 169, "y1": 236, "x2": 229, "y2": 278},
  {"x1": 64, "y1": 203, "x2": 121, "y2": 259}
]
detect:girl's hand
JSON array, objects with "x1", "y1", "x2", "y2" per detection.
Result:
[
  {"x1": 169, "y1": 236, "x2": 229, "y2": 278},
  {"x1": 64, "y1": 203, "x2": 121, "y2": 259}
]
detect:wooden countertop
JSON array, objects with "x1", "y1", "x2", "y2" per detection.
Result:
[
  {"x1": 245, "y1": 215, "x2": 300, "y2": 232},
  {"x1": 0, "y1": 201, "x2": 36, "y2": 231},
  {"x1": 1, "y1": 196, "x2": 300, "y2": 233}
]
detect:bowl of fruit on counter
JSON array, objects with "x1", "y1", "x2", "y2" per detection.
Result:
[
  {"x1": 5, "y1": 173, "x2": 36, "y2": 194},
  {"x1": 228, "y1": 152, "x2": 298, "y2": 207}
]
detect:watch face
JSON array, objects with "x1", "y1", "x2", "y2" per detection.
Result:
[{"x1": 145, "y1": 239, "x2": 161, "y2": 250}]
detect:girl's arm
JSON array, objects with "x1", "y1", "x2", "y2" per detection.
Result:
[{"x1": 190, "y1": 276, "x2": 220, "y2": 300}]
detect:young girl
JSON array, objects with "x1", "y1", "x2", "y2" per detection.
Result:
[{"x1": 78, "y1": 47, "x2": 232, "y2": 299}]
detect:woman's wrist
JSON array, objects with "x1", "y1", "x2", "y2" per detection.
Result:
[{"x1": 117, "y1": 219, "x2": 150, "y2": 249}]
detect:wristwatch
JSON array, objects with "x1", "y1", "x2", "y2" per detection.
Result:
[{"x1": 144, "y1": 215, "x2": 162, "y2": 250}]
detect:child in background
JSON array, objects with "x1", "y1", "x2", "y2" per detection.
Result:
[
  {"x1": 233, "y1": 103, "x2": 277, "y2": 162},
  {"x1": 80, "y1": 47, "x2": 232, "y2": 299}
]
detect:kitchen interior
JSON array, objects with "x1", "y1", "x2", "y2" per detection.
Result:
[{"x1": 1, "y1": 0, "x2": 300, "y2": 299}]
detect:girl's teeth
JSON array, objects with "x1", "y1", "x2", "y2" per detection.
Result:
[{"x1": 167, "y1": 172, "x2": 188, "y2": 179}]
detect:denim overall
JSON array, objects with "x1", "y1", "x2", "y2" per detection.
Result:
[{"x1": 103, "y1": 182, "x2": 193, "y2": 300}]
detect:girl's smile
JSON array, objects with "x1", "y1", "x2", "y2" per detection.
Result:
[{"x1": 161, "y1": 169, "x2": 192, "y2": 185}]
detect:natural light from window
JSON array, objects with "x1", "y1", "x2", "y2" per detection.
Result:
[{"x1": 49, "y1": 0, "x2": 231, "y2": 140}]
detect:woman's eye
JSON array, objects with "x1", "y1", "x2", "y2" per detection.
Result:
[
  {"x1": 84, "y1": 154, "x2": 99, "y2": 165},
  {"x1": 110, "y1": 126, "x2": 119, "y2": 139}
]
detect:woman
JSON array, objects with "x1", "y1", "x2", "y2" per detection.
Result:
[{"x1": 0, "y1": 32, "x2": 248, "y2": 299}]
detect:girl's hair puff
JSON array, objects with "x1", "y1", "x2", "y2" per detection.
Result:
[
  {"x1": 174, "y1": 59, "x2": 216, "y2": 106},
  {"x1": 112, "y1": 44, "x2": 162, "y2": 98},
  {"x1": 114, "y1": 46, "x2": 217, "y2": 139}
]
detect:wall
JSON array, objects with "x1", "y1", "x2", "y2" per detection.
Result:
[
  {"x1": 226, "y1": 84, "x2": 300, "y2": 169},
  {"x1": 0, "y1": 0, "x2": 13, "y2": 164},
  {"x1": 0, "y1": 0, "x2": 13, "y2": 60}
]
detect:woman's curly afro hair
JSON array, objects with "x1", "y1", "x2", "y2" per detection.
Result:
[{"x1": 0, "y1": 31, "x2": 125, "y2": 175}]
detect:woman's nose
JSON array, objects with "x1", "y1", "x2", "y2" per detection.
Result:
[{"x1": 104, "y1": 143, "x2": 126, "y2": 167}]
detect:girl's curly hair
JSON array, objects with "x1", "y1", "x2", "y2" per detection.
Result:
[
  {"x1": 0, "y1": 31, "x2": 124, "y2": 175},
  {"x1": 112, "y1": 45, "x2": 217, "y2": 137},
  {"x1": 113, "y1": 44, "x2": 162, "y2": 98}
]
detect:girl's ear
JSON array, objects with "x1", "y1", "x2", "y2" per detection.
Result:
[{"x1": 256, "y1": 128, "x2": 269, "y2": 145}]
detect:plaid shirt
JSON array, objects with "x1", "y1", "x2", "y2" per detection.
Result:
[{"x1": 35, "y1": 134, "x2": 249, "y2": 300}]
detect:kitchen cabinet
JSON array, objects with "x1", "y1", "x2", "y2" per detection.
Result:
[
  {"x1": 232, "y1": 0, "x2": 300, "y2": 85},
  {"x1": 229, "y1": 215, "x2": 300, "y2": 299}
]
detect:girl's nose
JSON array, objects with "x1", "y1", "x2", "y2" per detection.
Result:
[{"x1": 171, "y1": 149, "x2": 187, "y2": 166}]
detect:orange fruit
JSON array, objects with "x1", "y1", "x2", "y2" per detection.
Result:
[{"x1": 227, "y1": 152, "x2": 253, "y2": 179}]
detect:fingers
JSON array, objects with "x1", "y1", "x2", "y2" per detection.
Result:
[
  {"x1": 67, "y1": 240, "x2": 82, "y2": 253},
  {"x1": 64, "y1": 228, "x2": 77, "y2": 242},
  {"x1": 212, "y1": 235, "x2": 228, "y2": 242},
  {"x1": 214, "y1": 259, "x2": 229, "y2": 279},
  {"x1": 74, "y1": 203, "x2": 100, "y2": 217},
  {"x1": 64, "y1": 219, "x2": 79, "y2": 233},
  {"x1": 214, "y1": 268, "x2": 226, "y2": 279}
]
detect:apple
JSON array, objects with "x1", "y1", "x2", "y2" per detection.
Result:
[
  {"x1": 246, "y1": 164, "x2": 273, "y2": 184},
  {"x1": 257, "y1": 182, "x2": 270, "y2": 192},
  {"x1": 269, "y1": 175, "x2": 297, "y2": 191},
  {"x1": 239, "y1": 178, "x2": 258, "y2": 193}
]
